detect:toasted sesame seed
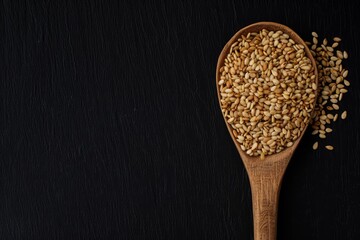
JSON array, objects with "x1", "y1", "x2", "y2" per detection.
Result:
[
  {"x1": 227, "y1": 117, "x2": 234, "y2": 123},
  {"x1": 313, "y1": 141, "x2": 318, "y2": 150},
  {"x1": 312, "y1": 83, "x2": 317, "y2": 90},
  {"x1": 336, "y1": 50, "x2": 343, "y2": 59},
  {"x1": 339, "y1": 93, "x2": 343, "y2": 101},
  {"x1": 341, "y1": 111, "x2": 347, "y2": 119},
  {"x1": 313, "y1": 37, "x2": 318, "y2": 44},
  {"x1": 325, "y1": 145, "x2": 334, "y2": 150}
]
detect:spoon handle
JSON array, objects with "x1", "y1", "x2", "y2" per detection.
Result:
[
  {"x1": 250, "y1": 175, "x2": 281, "y2": 240},
  {"x1": 246, "y1": 159, "x2": 289, "y2": 240}
]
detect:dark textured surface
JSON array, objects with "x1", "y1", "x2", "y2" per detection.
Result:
[{"x1": 1, "y1": 0, "x2": 360, "y2": 239}]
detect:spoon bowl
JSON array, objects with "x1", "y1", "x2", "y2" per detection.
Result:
[{"x1": 216, "y1": 22, "x2": 318, "y2": 240}]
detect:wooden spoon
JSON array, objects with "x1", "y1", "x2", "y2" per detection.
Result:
[{"x1": 216, "y1": 22, "x2": 318, "y2": 240}]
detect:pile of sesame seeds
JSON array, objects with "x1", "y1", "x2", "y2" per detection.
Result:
[
  {"x1": 218, "y1": 29, "x2": 317, "y2": 159},
  {"x1": 306, "y1": 32, "x2": 349, "y2": 151}
]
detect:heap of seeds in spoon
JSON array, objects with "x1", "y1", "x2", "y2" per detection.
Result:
[
  {"x1": 218, "y1": 29, "x2": 317, "y2": 158},
  {"x1": 306, "y1": 32, "x2": 349, "y2": 151}
]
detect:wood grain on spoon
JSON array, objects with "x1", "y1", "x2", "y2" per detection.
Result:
[{"x1": 216, "y1": 22, "x2": 318, "y2": 240}]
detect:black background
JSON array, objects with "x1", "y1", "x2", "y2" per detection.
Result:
[{"x1": 1, "y1": 0, "x2": 360, "y2": 239}]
